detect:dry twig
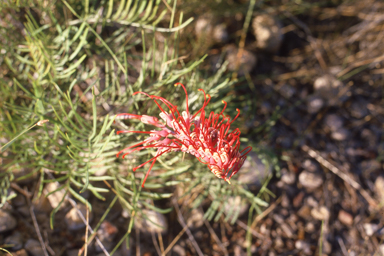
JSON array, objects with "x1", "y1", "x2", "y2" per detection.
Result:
[
  {"x1": 302, "y1": 145, "x2": 377, "y2": 208},
  {"x1": 172, "y1": 198, "x2": 204, "y2": 256}
]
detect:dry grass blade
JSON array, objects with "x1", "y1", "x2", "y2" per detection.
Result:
[
  {"x1": 204, "y1": 218, "x2": 229, "y2": 256},
  {"x1": 250, "y1": 196, "x2": 282, "y2": 231},
  {"x1": 162, "y1": 225, "x2": 188, "y2": 256},
  {"x1": 27, "y1": 199, "x2": 49, "y2": 256}
]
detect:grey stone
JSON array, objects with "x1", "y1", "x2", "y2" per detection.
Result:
[
  {"x1": 225, "y1": 45, "x2": 257, "y2": 76},
  {"x1": 25, "y1": 239, "x2": 44, "y2": 256},
  {"x1": 134, "y1": 209, "x2": 168, "y2": 234},
  {"x1": 4, "y1": 231, "x2": 23, "y2": 250},
  {"x1": 238, "y1": 151, "x2": 272, "y2": 186},
  {"x1": 295, "y1": 240, "x2": 312, "y2": 255},
  {"x1": 252, "y1": 14, "x2": 283, "y2": 53},
  {"x1": 95, "y1": 221, "x2": 119, "y2": 252},
  {"x1": 65, "y1": 204, "x2": 93, "y2": 230},
  {"x1": 0, "y1": 209, "x2": 17, "y2": 233},
  {"x1": 324, "y1": 114, "x2": 343, "y2": 131},
  {"x1": 306, "y1": 95, "x2": 324, "y2": 113}
]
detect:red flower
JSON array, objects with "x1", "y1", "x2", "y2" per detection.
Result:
[{"x1": 116, "y1": 83, "x2": 252, "y2": 187}]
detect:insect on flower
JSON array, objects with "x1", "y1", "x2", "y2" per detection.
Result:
[{"x1": 116, "y1": 83, "x2": 252, "y2": 187}]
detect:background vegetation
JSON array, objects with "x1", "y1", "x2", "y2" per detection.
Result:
[{"x1": 1, "y1": 0, "x2": 384, "y2": 255}]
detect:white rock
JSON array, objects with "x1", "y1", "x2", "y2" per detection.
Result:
[
  {"x1": 0, "y1": 209, "x2": 17, "y2": 232},
  {"x1": 331, "y1": 128, "x2": 349, "y2": 141},
  {"x1": 172, "y1": 244, "x2": 186, "y2": 256},
  {"x1": 311, "y1": 206, "x2": 330, "y2": 221},
  {"x1": 363, "y1": 223, "x2": 379, "y2": 236},
  {"x1": 135, "y1": 209, "x2": 168, "y2": 234},
  {"x1": 374, "y1": 176, "x2": 384, "y2": 203},
  {"x1": 281, "y1": 171, "x2": 295, "y2": 185},
  {"x1": 295, "y1": 240, "x2": 312, "y2": 255},
  {"x1": 44, "y1": 182, "x2": 66, "y2": 209},
  {"x1": 252, "y1": 14, "x2": 283, "y2": 53},
  {"x1": 298, "y1": 171, "x2": 323, "y2": 190},
  {"x1": 65, "y1": 204, "x2": 93, "y2": 230},
  {"x1": 313, "y1": 74, "x2": 344, "y2": 106},
  {"x1": 306, "y1": 95, "x2": 324, "y2": 113},
  {"x1": 379, "y1": 244, "x2": 384, "y2": 255}
]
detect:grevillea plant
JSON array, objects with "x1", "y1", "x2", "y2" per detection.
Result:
[{"x1": 116, "y1": 83, "x2": 252, "y2": 187}]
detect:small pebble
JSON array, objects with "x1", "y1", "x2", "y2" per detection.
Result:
[
  {"x1": 12, "y1": 249, "x2": 28, "y2": 256},
  {"x1": 225, "y1": 45, "x2": 257, "y2": 76},
  {"x1": 350, "y1": 99, "x2": 368, "y2": 119},
  {"x1": 322, "y1": 240, "x2": 332, "y2": 254},
  {"x1": 305, "y1": 222, "x2": 315, "y2": 233},
  {"x1": 293, "y1": 192, "x2": 305, "y2": 208},
  {"x1": 65, "y1": 204, "x2": 93, "y2": 230},
  {"x1": 295, "y1": 240, "x2": 312, "y2": 255},
  {"x1": 17, "y1": 205, "x2": 30, "y2": 217},
  {"x1": 11, "y1": 192, "x2": 26, "y2": 207},
  {"x1": 324, "y1": 114, "x2": 343, "y2": 131},
  {"x1": 379, "y1": 244, "x2": 384, "y2": 255},
  {"x1": 4, "y1": 231, "x2": 23, "y2": 250},
  {"x1": 299, "y1": 171, "x2": 323, "y2": 190},
  {"x1": 95, "y1": 221, "x2": 119, "y2": 252},
  {"x1": 281, "y1": 171, "x2": 295, "y2": 185},
  {"x1": 274, "y1": 236, "x2": 284, "y2": 248},
  {"x1": 44, "y1": 182, "x2": 66, "y2": 209},
  {"x1": 135, "y1": 209, "x2": 168, "y2": 234},
  {"x1": 338, "y1": 210, "x2": 353, "y2": 226},
  {"x1": 172, "y1": 244, "x2": 186, "y2": 256},
  {"x1": 302, "y1": 159, "x2": 319, "y2": 172},
  {"x1": 298, "y1": 205, "x2": 311, "y2": 220},
  {"x1": 374, "y1": 176, "x2": 384, "y2": 202},
  {"x1": 25, "y1": 239, "x2": 44, "y2": 256},
  {"x1": 252, "y1": 14, "x2": 283, "y2": 53},
  {"x1": 0, "y1": 209, "x2": 17, "y2": 233},
  {"x1": 363, "y1": 223, "x2": 379, "y2": 236},
  {"x1": 306, "y1": 95, "x2": 324, "y2": 113},
  {"x1": 311, "y1": 206, "x2": 330, "y2": 221},
  {"x1": 331, "y1": 128, "x2": 349, "y2": 141}
]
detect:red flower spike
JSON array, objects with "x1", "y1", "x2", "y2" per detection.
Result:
[{"x1": 116, "y1": 83, "x2": 252, "y2": 187}]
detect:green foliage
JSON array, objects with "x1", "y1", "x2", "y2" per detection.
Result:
[{"x1": 0, "y1": 0, "x2": 273, "y2": 251}]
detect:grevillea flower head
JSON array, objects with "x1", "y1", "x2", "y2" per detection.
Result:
[{"x1": 116, "y1": 83, "x2": 252, "y2": 187}]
